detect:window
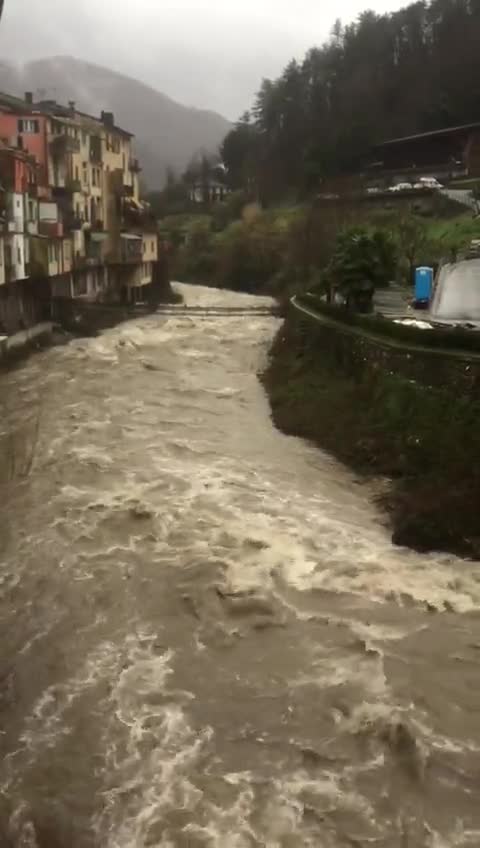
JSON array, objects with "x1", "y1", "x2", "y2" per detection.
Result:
[
  {"x1": 82, "y1": 131, "x2": 87, "y2": 145},
  {"x1": 28, "y1": 200, "x2": 34, "y2": 221},
  {"x1": 92, "y1": 168, "x2": 97, "y2": 187},
  {"x1": 75, "y1": 166, "x2": 79, "y2": 181},
  {"x1": 74, "y1": 274, "x2": 88, "y2": 296},
  {"x1": 151, "y1": 241, "x2": 155, "y2": 252},
  {"x1": 82, "y1": 162, "x2": 88, "y2": 185},
  {"x1": 18, "y1": 119, "x2": 39, "y2": 134},
  {"x1": 17, "y1": 246, "x2": 22, "y2": 264},
  {"x1": 48, "y1": 243, "x2": 58, "y2": 264}
]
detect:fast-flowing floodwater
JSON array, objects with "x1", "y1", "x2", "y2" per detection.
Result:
[{"x1": 1, "y1": 283, "x2": 480, "y2": 848}]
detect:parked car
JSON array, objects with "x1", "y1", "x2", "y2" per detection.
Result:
[
  {"x1": 366, "y1": 186, "x2": 382, "y2": 195},
  {"x1": 389, "y1": 182, "x2": 413, "y2": 192},
  {"x1": 414, "y1": 177, "x2": 444, "y2": 190}
]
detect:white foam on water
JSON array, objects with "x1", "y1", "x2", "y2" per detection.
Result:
[
  {"x1": 293, "y1": 646, "x2": 387, "y2": 698},
  {"x1": 3, "y1": 283, "x2": 480, "y2": 847},
  {"x1": 92, "y1": 634, "x2": 211, "y2": 848}
]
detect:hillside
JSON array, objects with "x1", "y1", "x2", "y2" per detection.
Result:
[{"x1": 0, "y1": 56, "x2": 231, "y2": 188}]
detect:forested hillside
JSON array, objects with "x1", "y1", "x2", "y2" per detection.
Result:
[{"x1": 222, "y1": 0, "x2": 480, "y2": 201}]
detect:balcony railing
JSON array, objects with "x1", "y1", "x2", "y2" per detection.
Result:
[
  {"x1": 119, "y1": 234, "x2": 143, "y2": 263},
  {"x1": 39, "y1": 220, "x2": 64, "y2": 238},
  {"x1": 50, "y1": 135, "x2": 81, "y2": 156},
  {"x1": 122, "y1": 208, "x2": 157, "y2": 232},
  {"x1": 64, "y1": 213, "x2": 83, "y2": 232},
  {"x1": 52, "y1": 178, "x2": 82, "y2": 195},
  {"x1": 74, "y1": 251, "x2": 103, "y2": 269},
  {"x1": 129, "y1": 158, "x2": 141, "y2": 173}
]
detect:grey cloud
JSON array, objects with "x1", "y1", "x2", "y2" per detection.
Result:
[{"x1": 0, "y1": 0, "x2": 406, "y2": 118}]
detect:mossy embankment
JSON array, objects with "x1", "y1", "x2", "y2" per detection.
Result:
[{"x1": 262, "y1": 306, "x2": 480, "y2": 559}]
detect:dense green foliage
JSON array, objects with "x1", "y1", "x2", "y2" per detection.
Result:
[
  {"x1": 323, "y1": 228, "x2": 397, "y2": 309},
  {"x1": 165, "y1": 202, "x2": 480, "y2": 296},
  {"x1": 263, "y1": 313, "x2": 480, "y2": 557},
  {"x1": 222, "y1": 0, "x2": 480, "y2": 201}
]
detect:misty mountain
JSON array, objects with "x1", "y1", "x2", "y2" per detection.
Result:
[{"x1": 0, "y1": 56, "x2": 231, "y2": 188}]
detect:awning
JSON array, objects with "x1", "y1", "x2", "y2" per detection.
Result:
[
  {"x1": 121, "y1": 233, "x2": 142, "y2": 240},
  {"x1": 91, "y1": 232, "x2": 108, "y2": 242}
]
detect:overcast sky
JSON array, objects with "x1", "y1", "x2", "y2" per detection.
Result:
[{"x1": 0, "y1": 0, "x2": 407, "y2": 118}]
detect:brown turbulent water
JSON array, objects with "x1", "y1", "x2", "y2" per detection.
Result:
[{"x1": 1, "y1": 283, "x2": 480, "y2": 848}]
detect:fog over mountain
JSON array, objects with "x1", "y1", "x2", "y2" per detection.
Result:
[
  {"x1": 0, "y1": 57, "x2": 231, "y2": 188},
  {"x1": 0, "y1": 0, "x2": 407, "y2": 119}
]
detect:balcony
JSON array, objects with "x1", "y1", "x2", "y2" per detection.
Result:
[
  {"x1": 74, "y1": 254, "x2": 103, "y2": 269},
  {"x1": 122, "y1": 207, "x2": 157, "y2": 233},
  {"x1": 52, "y1": 178, "x2": 82, "y2": 196},
  {"x1": 129, "y1": 157, "x2": 141, "y2": 173},
  {"x1": 119, "y1": 233, "x2": 143, "y2": 263},
  {"x1": 50, "y1": 135, "x2": 81, "y2": 156},
  {"x1": 74, "y1": 244, "x2": 105, "y2": 269},
  {"x1": 39, "y1": 220, "x2": 64, "y2": 238},
  {"x1": 64, "y1": 213, "x2": 83, "y2": 232}
]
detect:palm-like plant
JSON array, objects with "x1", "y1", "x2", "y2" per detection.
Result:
[{"x1": 327, "y1": 227, "x2": 396, "y2": 312}]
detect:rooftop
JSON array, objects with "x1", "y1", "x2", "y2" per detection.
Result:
[
  {"x1": 377, "y1": 122, "x2": 480, "y2": 149},
  {"x1": 0, "y1": 91, "x2": 134, "y2": 139}
]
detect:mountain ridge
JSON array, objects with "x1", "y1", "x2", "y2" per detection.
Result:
[{"x1": 0, "y1": 56, "x2": 231, "y2": 188}]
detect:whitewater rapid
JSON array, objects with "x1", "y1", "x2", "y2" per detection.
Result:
[{"x1": 1, "y1": 283, "x2": 480, "y2": 847}]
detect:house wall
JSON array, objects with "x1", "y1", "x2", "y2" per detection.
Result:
[
  {"x1": 9, "y1": 192, "x2": 24, "y2": 233},
  {"x1": 0, "y1": 237, "x2": 5, "y2": 286},
  {"x1": 0, "y1": 112, "x2": 49, "y2": 183},
  {"x1": 465, "y1": 131, "x2": 480, "y2": 176},
  {"x1": 15, "y1": 234, "x2": 26, "y2": 279},
  {"x1": 142, "y1": 234, "x2": 158, "y2": 264}
]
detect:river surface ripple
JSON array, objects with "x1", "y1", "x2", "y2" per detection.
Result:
[{"x1": 1, "y1": 283, "x2": 480, "y2": 848}]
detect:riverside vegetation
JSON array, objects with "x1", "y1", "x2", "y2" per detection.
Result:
[
  {"x1": 152, "y1": 0, "x2": 480, "y2": 558},
  {"x1": 160, "y1": 198, "x2": 480, "y2": 558}
]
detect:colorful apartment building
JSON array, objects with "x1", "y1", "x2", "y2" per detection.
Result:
[{"x1": 0, "y1": 90, "x2": 159, "y2": 332}]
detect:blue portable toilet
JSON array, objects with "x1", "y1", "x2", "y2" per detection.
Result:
[{"x1": 414, "y1": 266, "x2": 434, "y2": 308}]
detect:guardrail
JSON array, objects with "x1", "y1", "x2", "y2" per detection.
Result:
[{"x1": 291, "y1": 294, "x2": 480, "y2": 359}]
